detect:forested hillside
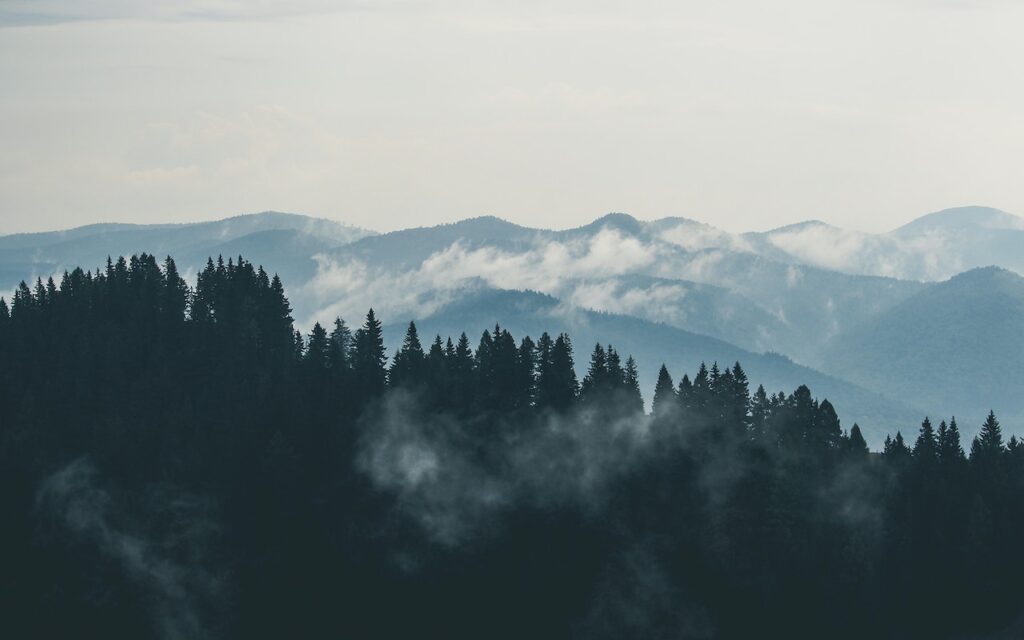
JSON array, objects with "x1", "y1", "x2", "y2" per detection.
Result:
[{"x1": 1, "y1": 254, "x2": 1022, "y2": 639}]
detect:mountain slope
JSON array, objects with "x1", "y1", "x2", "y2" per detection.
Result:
[
  {"x1": 321, "y1": 213, "x2": 924, "y2": 363},
  {"x1": 383, "y1": 287, "x2": 925, "y2": 448},
  {"x1": 0, "y1": 211, "x2": 374, "y2": 292},
  {"x1": 821, "y1": 267, "x2": 1024, "y2": 437}
]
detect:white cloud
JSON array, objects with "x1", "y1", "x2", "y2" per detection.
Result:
[{"x1": 298, "y1": 228, "x2": 664, "y2": 326}]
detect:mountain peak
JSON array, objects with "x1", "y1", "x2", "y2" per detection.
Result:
[
  {"x1": 579, "y1": 212, "x2": 643, "y2": 234},
  {"x1": 764, "y1": 219, "x2": 834, "y2": 234},
  {"x1": 893, "y1": 206, "x2": 1023, "y2": 235},
  {"x1": 945, "y1": 265, "x2": 1020, "y2": 285}
]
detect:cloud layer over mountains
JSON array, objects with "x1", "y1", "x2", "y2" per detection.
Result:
[{"x1": 2, "y1": 205, "x2": 1023, "y2": 444}]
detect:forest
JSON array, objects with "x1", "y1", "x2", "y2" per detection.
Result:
[{"x1": 1, "y1": 253, "x2": 1022, "y2": 639}]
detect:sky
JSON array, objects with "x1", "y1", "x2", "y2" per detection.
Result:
[{"x1": 1, "y1": 0, "x2": 1022, "y2": 235}]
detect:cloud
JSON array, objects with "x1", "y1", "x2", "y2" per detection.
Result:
[
  {"x1": 658, "y1": 220, "x2": 754, "y2": 254},
  {"x1": 36, "y1": 459, "x2": 226, "y2": 640},
  {"x1": 298, "y1": 228, "x2": 664, "y2": 327},
  {"x1": 764, "y1": 223, "x2": 958, "y2": 280},
  {"x1": 357, "y1": 389, "x2": 650, "y2": 546}
]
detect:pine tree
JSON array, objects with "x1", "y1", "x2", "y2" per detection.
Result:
[
  {"x1": 537, "y1": 333, "x2": 578, "y2": 410},
  {"x1": 848, "y1": 424, "x2": 869, "y2": 456},
  {"x1": 489, "y1": 326, "x2": 520, "y2": 411},
  {"x1": 328, "y1": 318, "x2": 353, "y2": 371},
  {"x1": 352, "y1": 308, "x2": 388, "y2": 398},
  {"x1": 606, "y1": 346, "x2": 624, "y2": 389},
  {"x1": 623, "y1": 356, "x2": 644, "y2": 415},
  {"x1": 581, "y1": 343, "x2": 609, "y2": 399},
  {"x1": 750, "y1": 384, "x2": 770, "y2": 440},
  {"x1": 550, "y1": 333, "x2": 579, "y2": 409},
  {"x1": 677, "y1": 374, "x2": 693, "y2": 415},
  {"x1": 970, "y1": 411, "x2": 1004, "y2": 463},
  {"x1": 729, "y1": 362, "x2": 751, "y2": 430},
  {"x1": 451, "y1": 333, "x2": 475, "y2": 412},
  {"x1": 305, "y1": 322, "x2": 330, "y2": 371},
  {"x1": 884, "y1": 431, "x2": 911, "y2": 460},
  {"x1": 913, "y1": 417, "x2": 938, "y2": 465},
  {"x1": 652, "y1": 364, "x2": 676, "y2": 417},
  {"x1": 389, "y1": 321, "x2": 425, "y2": 389},
  {"x1": 161, "y1": 256, "x2": 189, "y2": 322},
  {"x1": 814, "y1": 399, "x2": 843, "y2": 451},
  {"x1": 516, "y1": 336, "x2": 537, "y2": 409},
  {"x1": 938, "y1": 418, "x2": 966, "y2": 466}
]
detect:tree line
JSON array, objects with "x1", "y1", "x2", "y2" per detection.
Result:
[{"x1": 0, "y1": 253, "x2": 1022, "y2": 639}]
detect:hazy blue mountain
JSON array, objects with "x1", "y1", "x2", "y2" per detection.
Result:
[
  {"x1": 740, "y1": 206, "x2": 1024, "y2": 280},
  {"x1": 547, "y1": 273, "x2": 791, "y2": 355},
  {"x1": 324, "y1": 212, "x2": 924, "y2": 363},
  {"x1": 382, "y1": 287, "x2": 925, "y2": 448},
  {"x1": 5, "y1": 207, "x2": 1023, "y2": 439},
  {"x1": 330, "y1": 216, "x2": 545, "y2": 271},
  {"x1": 821, "y1": 267, "x2": 1024, "y2": 438},
  {"x1": 0, "y1": 211, "x2": 374, "y2": 293}
]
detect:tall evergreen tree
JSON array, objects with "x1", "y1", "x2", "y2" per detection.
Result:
[
  {"x1": 970, "y1": 411, "x2": 1005, "y2": 463},
  {"x1": 450, "y1": 332, "x2": 476, "y2": 412},
  {"x1": 750, "y1": 384, "x2": 770, "y2": 440},
  {"x1": 328, "y1": 318, "x2": 353, "y2": 371},
  {"x1": 389, "y1": 321, "x2": 426, "y2": 389},
  {"x1": 304, "y1": 323, "x2": 331, "y2": 377},
  {"x1": 515, "y1": 336, "x2": 537, "y2": 409},
  {"x1": 352, "y1": 308, "x2": 387, "y2": 398},
  {"x1": 914, "y1": 417, "x2": 939, "y2": 465},
  {"x1": 939, "y1": 418, "x2": 966, "y2": 466},
  {"x1": 581, "y1": 343, "x2": 609, "y2": 400},
  {"x1": 537, "y1": 333, "x2": 578, "y2": 410},
  {"x1": 623, "y1": 356, "x2": 644, "y2": 416},
  {"x1": 848, "y1": 424, "x2": 869, "y2": 456},
  {"x1": 652, "y1": 365, "x2": 676, "y2": 417}
]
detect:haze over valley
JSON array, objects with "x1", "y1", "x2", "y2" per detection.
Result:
[{"x1": 4, "y1": 204, "x2": 1021, "y2": 446}]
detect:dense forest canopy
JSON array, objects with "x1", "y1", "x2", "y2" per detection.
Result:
[{"x1": 1, "y1": 253, "x2": 1022, "y2": 639}]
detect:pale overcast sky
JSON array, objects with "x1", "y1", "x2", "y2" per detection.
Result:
[{"x1": 1, "y1": 0, "x2": 1021, "y2": 234}]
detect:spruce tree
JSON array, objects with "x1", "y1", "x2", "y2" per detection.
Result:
[
  {"x1": 161, "y1": 256, "x2": 189, "y2": 322},
  {"x1": 352, "y1": 308, "x2": 388, "y2": 398},
  {"x1": 913, "y1": 417, "x2": 938, "y2": 465},
  {"x1": 623, "y1": 356, "x2": 644, "y2": 415},
  {"x1": 970, "y1": 411, "x2": 1004, "y2": 463},
  {"x1": 606, "y1": 346, "x2": 624, "y2": 389},
  {"x1": 305, "y1": 322, "x2": 330, "y2": 371},
  {"x1": 652, "y1": 364, "x2": 676, "y2": 417},
  {"x1": 451, "y1": 332, "x2": 475, "y2": 412},
  {"x1": 750, "y1": 384, "x2": 770, "y2": 440},
  {"x1": 939, "y1": 418, "x2": 966, "y2": 466},
  {"x1": 581, "y1": 343, "x2": 609, "y2": 399},
  {"x1": 848, "y1": 424, "x2": 869, "y2": 456},
  {"x1": 537, "y1": 333, "x2": 578, "y2": 410},
  {"x1": 548, "y1": 334, "x2": 579, "y2": 410},
  {"x1": 815, "y1": 399, "x2": 843, "y2": 451},
  {"x1": 329, "y1": 318, "x2": 353, "y2": 371},
  {"x1": 389, "y1": 321, "x2": 425, "y2": 389},
  {"x1": 516, "y1": 336, "x2": 537, "y2": 409}
]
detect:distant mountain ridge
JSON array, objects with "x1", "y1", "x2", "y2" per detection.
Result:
[
  {"x1": 383, "y1": 286, "x2": 924, "y2": 447},
  {"x1": 3, "y1": 205, "x2": 1023, "y2": 442},
  {"x1": 821, "y1": 266, "x2": 1024, "y2": 432}
]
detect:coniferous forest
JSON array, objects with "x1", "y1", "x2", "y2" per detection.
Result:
[{"x1": 2, "y1": 254, "x2": 1023, "y2": 640}]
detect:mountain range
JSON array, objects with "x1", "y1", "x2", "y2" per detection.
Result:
[{"x1": 3, "y1": 205, "x2": 1022, "y2": 447}]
